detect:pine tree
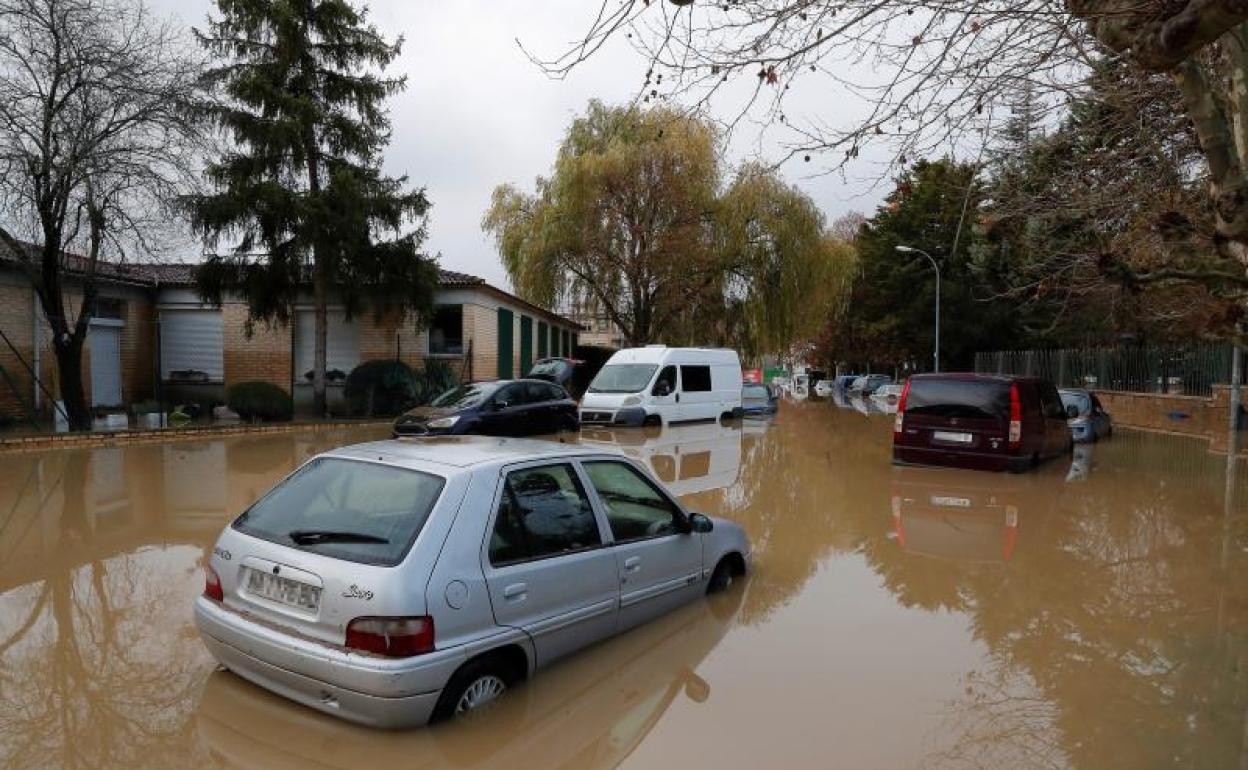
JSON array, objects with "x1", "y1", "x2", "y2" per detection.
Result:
[{"x1": 189, "y1": 0, "x2": 437, "y2": 415}]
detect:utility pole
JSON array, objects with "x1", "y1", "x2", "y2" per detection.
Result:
[{"x1": 896, "y1": 245, "x2": 941, "y2": 372}]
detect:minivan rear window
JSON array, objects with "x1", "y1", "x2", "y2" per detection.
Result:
[
  {"x1": 906, "y1": 379, "x2": 1011, "y2": 420},
  {"x1": 233, "y1": 458, "x2": 445, "y2": 567}
]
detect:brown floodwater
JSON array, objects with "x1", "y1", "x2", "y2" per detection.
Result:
[{"x1": 1, "y1": 403, "x2": 1246, "y2": 769}]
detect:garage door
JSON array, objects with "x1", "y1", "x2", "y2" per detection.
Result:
[
  {"x1": 89, "y1": 324, "x2": 123, "y2": 406},
  {"x1": 160, "y1": 309, "x2": 224, "y2": 380}
]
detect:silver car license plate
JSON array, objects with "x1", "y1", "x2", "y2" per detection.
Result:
[
  {"x1": 246, "y1": 567, "x2": 322, "y2": 612},
  {"x1": 933, "y1": 431, "x2": 973, "y2": 444}
]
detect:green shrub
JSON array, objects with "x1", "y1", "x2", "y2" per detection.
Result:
[
  {"x1": 226, "y1": 381, "x2": 293, "y2": 422},
  {"x1": 345, "y1": 360, "x2": 419, "y2": 417},
  {"x1": 413, "y1": 359, "x2": 460, "y2": 405}
]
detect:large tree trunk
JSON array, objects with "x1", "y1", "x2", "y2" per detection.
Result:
[
  {"x1": 312, "y1": 256, "x2": 328, "y2": 417},
  {"x1": 53, "y1": 337, "x2": 91, "y2": 431}
]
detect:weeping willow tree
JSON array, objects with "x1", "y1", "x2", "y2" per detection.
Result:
[{"x1": 483, "y1": 100, "x2": 849, "y2": 357}]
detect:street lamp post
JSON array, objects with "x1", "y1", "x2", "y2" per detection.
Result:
[{"x1": 896, "y1": 245, "x2": 940, "y2": 373}]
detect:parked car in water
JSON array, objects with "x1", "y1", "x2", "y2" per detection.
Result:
[
  {"x1": 871, "y1": 382, "x2": 904, "y2": 404},
  {"x1": 194, "y1": 437, "x2": 752, "y2": 728},
  {"x1": 1058, "y1": 388, "x2": 1113, "y2": 443},
  {"x1": 393, "y1": 380, "x2": 578, "y2": 437},
  {"x1": 892, "y1": 373, "x2": 1072, "y2": 472},
  {"x1": 834, "y1": 374, "x2": 859, "y2": 392},
  {"x1": 526, "y1": 357, "x2": 592, "y2": 400},
  {"x1": 813, "y1": 380, "x2": 835, "y2": 398},
  {"x1": 580, "y1": 346, "x2": 744, "y2": 427},
  {"x1": 850, "y1": 374, "x2": 893, "y2": 395},
  {"x1": 741, "y1": 382, "x2": 779, "y2": 415}
]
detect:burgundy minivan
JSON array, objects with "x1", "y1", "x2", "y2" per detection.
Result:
[{"x1": 892, "y1": 373, "x2": 1072, "y2": 472}]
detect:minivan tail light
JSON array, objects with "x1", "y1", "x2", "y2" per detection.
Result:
[
  {"x1": 1008, "y1": 383, "x2": 1022, "y2": 450},
  {"x1": 894, "y1": 378, "x2": 911, "y2": 435},
  {"x1": 345, "y1": 616, "x2": 434, "y2": 657},
  {"x1": 204, "y1": 565, "x2": 224, "y2": 602}
]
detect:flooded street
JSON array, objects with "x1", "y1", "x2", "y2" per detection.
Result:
[{"x1": 2, "y1": 403, "x2": 1247, "y2": 769}]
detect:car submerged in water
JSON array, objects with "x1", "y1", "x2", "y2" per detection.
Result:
[
  {"x1": 393, "y1": 380, "x2": 579, "y2": 437},
  {"x1": 194, "y1": 437, "x2": 751, "y2": 728},
  {"x1": 1058, "y1": 388, "x2": 1113, "y2": 443},
  {"x1": 892, "y1": 373, "x2": 1072, "y2": 472}
]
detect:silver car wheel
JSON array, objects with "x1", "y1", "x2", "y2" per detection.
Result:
[{"x1": 455, "y1": 674, "x2": 507, "y2": 714}]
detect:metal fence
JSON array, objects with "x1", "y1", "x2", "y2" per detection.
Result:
[{"x1": 973, "y1": 345, "x2": 1246, "y2": 398}]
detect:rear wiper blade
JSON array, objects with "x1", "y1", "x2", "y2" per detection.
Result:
[{"x1": 288, "y1": 529, "x2": 390, "y2": 545}]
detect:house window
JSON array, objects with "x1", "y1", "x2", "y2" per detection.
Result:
[{"x1": 429, "y1": 305, "x2": 463, "y2": 355}]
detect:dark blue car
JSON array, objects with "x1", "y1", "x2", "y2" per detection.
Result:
[{"x1": 393, "y1": 379, "x2": 580, "y2": 437}]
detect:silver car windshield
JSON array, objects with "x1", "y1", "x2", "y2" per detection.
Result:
[
  {"x1": 588, "y1": 364, "x2": 659, "y2": 393},
  {"x1": 233, "y1": 458, "x2": 445, "y2": 566}
]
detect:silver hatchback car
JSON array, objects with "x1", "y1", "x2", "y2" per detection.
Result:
[{"x1": 194, "y1": 436, "x2": 751, "y2": 729}]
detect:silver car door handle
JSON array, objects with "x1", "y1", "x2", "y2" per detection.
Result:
[
  {"x1": 623, "y1": 556, "x2": 641, "y2": 572},
  {"x1": 502, "y1": 583, "x2": 527, "y2": 600}
]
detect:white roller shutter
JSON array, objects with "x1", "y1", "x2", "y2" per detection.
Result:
[
  {"x1": 160, "y1": 309, "x2": 224, "y2": 380},
  {"x1": 294, "y1": 309, "x2": 359, "y2": 379}
]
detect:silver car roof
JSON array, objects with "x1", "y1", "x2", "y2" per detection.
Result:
[{"x1": 325, "y1": 435, "x2": 620, "y2": 471}]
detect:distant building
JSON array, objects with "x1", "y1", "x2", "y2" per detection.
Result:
[
  {"x1": 565, "y1": 295, "x2": 625, "y2": 350},
  {"x1": 0, "y1": 251, "x2": 580, "y2": 421}
]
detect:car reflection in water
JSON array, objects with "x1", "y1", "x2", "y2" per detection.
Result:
[
  {"x1": 195, "y1": 584, "x2": 745, "y2": 770},
  {"x1": 579, "y1": 420, "x2": 746, "y2": 497},
  {"x1": 889, "y1": 466, "x2": 1028, "y2": 563}
]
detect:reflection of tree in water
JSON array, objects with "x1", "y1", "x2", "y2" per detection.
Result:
[
  {"x1": 0, "y1": 451, "x2": 207, "y2": 769},
  {"x1": 857, "y1": 430, "x2": 1248, "y2": 769}
]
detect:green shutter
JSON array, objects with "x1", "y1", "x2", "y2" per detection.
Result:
[
  {"x1": 537, "y1": 321, "x2": 548, "y2": 359},
  {"x1": 562, "y1": 329, "x2": 572, "y2": 357},
  {"x1": 496, "y1": 308, "x2": 513, "y2": 379},
  {"x1": 519, "y1": 315, "x2": 533, "y2": 375}
]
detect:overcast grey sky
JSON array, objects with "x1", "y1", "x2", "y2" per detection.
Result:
[{"x1": 162, "y1": 0, "x2": 888, "y2": 289}]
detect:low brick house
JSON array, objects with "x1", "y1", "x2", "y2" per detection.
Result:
[{"x1": 0, "y1": 256, "x2": 580, "y2": 423}]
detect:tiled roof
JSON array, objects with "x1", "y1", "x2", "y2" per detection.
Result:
[
  {"x1": 0, "y1": 244, "x2": 488, "y2": 288},
  {"x1": 0, "y1": 243, "x2": 581, "y2": 328}
]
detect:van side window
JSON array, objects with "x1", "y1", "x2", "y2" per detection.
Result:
[
  {"x1": 653, "y1": 365, "x2": 677, "y2": 396},
  {"x1": 489, "y1": 464, "x2": 602, "y2": 566},
  {"x1": 680, "y1": 365, "x2": 712, "y2": 392}
]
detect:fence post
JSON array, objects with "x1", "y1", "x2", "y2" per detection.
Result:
[{"x1": 1231, "y1": 341, "x2": 1243, "y2": 436}]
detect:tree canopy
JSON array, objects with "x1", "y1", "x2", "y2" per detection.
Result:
[
  {"x1": 539, "y1": 0, "x2": 1248, "y2": 342},
  {"x1": 189, "y1": 0, "x2": 438, "y2": 414},
  {"x1": 483, "y1": 100, "x2": 851, "y2": 358}
]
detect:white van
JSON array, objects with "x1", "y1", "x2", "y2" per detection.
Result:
[{"x1": 580, "y1": 346, "x2": 744, "y2": 427}]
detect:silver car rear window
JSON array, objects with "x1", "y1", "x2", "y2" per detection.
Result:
[{"x1": 232, "y1": 458, "x2": 445, "y2": 567}]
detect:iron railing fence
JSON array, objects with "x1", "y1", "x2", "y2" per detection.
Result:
[{"x1": 973, "y1": 345, "x2": 1246, "y2": 398}]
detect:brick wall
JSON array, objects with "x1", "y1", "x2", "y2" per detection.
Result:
[
  {"x1": 118, "y1": 295, "x2": 154, "y2": 405},
  {"x1": 358, "y1": 310, "x2": 429, "y2": 371},
  {"x1": 466, "y1": 302, "x2": 498, "y2": 381},
  {"x1": 0, "y1": 282, "x2": 34, "y2": 421},
  {"x1": 222, "y1": 303, "x2": 292, "y2": 392},
  {"x1": 1095, "y1": 387, "x2": 1244, "y2": 438}
]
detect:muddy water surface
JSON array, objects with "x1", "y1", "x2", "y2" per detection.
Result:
[{"x1": 1, "y1": 404, "x2": 1246, "y2": 769}]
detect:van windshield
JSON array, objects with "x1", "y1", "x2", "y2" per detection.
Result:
[
  {"x1": 588, "y1": 364, "x2": 659, "y2": 394},
  {"x1": 233, "y1": 458, "x2": 445, "y2": 566},
  {"x1": 906, "y1": 379, "x2": 1011, "y2": 420}
]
